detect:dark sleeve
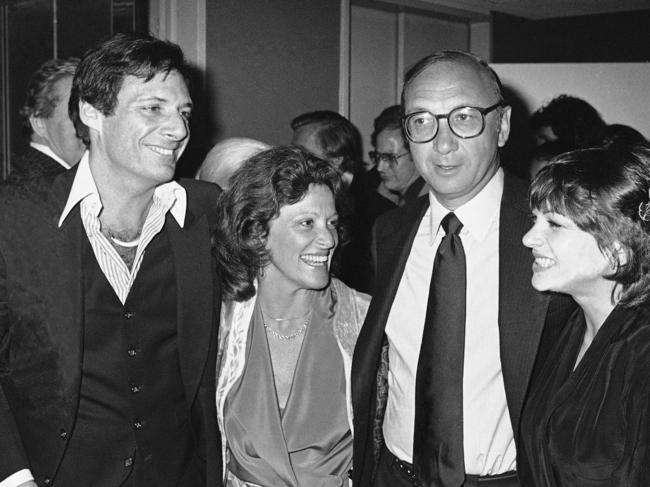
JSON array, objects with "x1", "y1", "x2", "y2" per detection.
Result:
[
  {"x1": 613, "y1": 360, "x2": 650, "y2": 485},
  {"x1": 0, "y1": 245, "x2": 31, "y2": 480},
  {"x1": 369, "y1": 221, "x2": 379, "y2": 292},
  {"x1": 178, "y1": 177, "x2": 221, "y2": 227}
]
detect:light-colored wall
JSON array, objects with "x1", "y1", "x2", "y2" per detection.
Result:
[
  {"x1": 494, "y1": 63, "x2": 650, "y2": 138},
  {"x1": 402, "y1": 14, "x2": 469, "y2": 71},
  {"x1": 149, "y1": 0, "x2": 206, "y2": 73},
  {"x1": 350, "y1": 5, "x2": 470, "y2": 155},
  {"x1": 350, "y1": 5, "x2": 398, "y2": 158}
]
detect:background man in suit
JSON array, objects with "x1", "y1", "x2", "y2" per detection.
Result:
[
  {"x1": 7, "y1": 58, "x2": 85, "y2": 184},
  {"x1": 0, "y1": 34, "x2": 221, "y2": 487},
  {"x1": 351, "y1": 51, "x2": 572, "y2": 487}
]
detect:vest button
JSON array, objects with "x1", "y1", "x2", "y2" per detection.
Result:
[
  {"x1": 44, "y1": 478, "x2": 51, "y2": 484},
  {"x1": 127, "y1": 348, "x2": 137, "y2": 357},
  {"x1": 134, "y1": 419, "x2": 144, "y2": 429},
  {"x1": 59, "y1": 429, "x2": 68, "y2": 440},
  {"x1": 124, "y1": 457, "x2": 134, "y2": 468},
  {"x1": 124, "y1": 311, "x2": 135, "y2": 319},
  {"x1": 130, "y1": 384, "x2": 141, "y2": 394}
]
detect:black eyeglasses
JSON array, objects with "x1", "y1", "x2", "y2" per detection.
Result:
[
  {"x1": 368, "y1": 150, "x2": 410, "y2": 168},
  {"x1": 402, "y1": 103, "x2": 503, "y2": 143}
]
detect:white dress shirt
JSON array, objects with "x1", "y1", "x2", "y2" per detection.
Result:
[
  {"x1": 30, "y1": 142, "x2": 73, "y2": 169},
  {"x1": 1, "y1": 153, "x2": 187, "y2": 487},
  {"x1": 383, "y1": 168, "x2": 517, "y2": 475}
]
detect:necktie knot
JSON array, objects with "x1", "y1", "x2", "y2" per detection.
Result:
[{"x1": 441, "y1": 212, "x2": 463, "y2": 236}]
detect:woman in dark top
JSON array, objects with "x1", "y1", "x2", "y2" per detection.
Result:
[{"x1": 519, "y1": 143, "x2": 650, "y2": 486}]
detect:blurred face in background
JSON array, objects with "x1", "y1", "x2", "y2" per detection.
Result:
[
  {"x1": 30, "y1": 75, "x2": 86, "y2": 165},
  {"x1": 293, "y1": 123, "x2": 327, "y2": 158},
  {"x1": 374, "y1": 127, "x2": 419, "y2": 195},
  {"x1": 292, "y1": 123, "x2": 345, "y2": 170}
]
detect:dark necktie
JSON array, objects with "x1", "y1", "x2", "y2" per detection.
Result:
[{"x1": 413, "y1": 212, "x2": 466, "y2": 486}]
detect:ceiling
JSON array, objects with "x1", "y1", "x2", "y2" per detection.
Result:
[{"x1": 391, "y1": 0, "x2": 650, "y2": 20}]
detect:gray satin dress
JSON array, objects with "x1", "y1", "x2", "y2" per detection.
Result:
[{"x1": 223, "y1": 293, "x2": 352, "y2": 486}]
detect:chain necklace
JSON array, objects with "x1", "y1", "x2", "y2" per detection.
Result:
[{"x1": 264, "y1": 315, "x2": 311, "y2": 341}]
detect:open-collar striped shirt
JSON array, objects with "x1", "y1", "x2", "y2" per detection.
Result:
[{"x1": 58, "y1": 152, "x2": 187, "y2": 304}]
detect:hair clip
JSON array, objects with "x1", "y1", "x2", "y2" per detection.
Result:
[{"x1": 638, "y1": 201, "x2": 650, "y2": 222}]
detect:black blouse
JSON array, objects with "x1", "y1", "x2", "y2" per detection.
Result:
[{"x1": 519, "y1": 303, "x2": 650, "y2": 486}]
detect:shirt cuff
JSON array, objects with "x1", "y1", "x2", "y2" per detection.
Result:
[{"x1": 0, "y1": 469, "x2": 34, "y2": 487}]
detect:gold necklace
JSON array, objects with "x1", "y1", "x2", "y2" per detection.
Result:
[{"x1": 264, "y1": 315, "x2": 311, "y2": 341}]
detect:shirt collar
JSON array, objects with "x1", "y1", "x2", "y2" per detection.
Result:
[
  {"x1": 30, "y1": 141, "x2": 73, "y2": 169},
  {"x1": 58, "y1": 151, "x2": 187, "y2": 228},
  {"x1": 428, "y1": 167, "x2": 504, "y2": 243}
]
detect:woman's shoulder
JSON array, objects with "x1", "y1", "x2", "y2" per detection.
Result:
[
  {"x1": 330, "y1": 277, "x2": 371, "y2": 314},
  {"x1": 329, "y1": 278, "x2": 370, "y2": 355},
  {"x1": 611, "y1": 304, "x2": 650, "y2": 391},
  {"x1": 616, "y1": 302, "x2": 650, "y2": 347}
]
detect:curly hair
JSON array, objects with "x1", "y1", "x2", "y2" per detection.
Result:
[
  {"x1": 529, "y1": 142, "x2": 650, "y2": 306},
  {"x1": 214, "y1": 146, "x2": 346, "y2": 302}
]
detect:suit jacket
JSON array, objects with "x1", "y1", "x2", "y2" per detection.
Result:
[
  {"x1": 0, "y1": 168, "x2": 223, "y2": 485},
  {"x1": 5, "y1": 146, "x2": 68, "y2": 184},
  {"x1": 350, "y1": 171, "x2": 574, "y2": 485}
]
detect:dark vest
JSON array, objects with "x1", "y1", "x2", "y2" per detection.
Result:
[{"x1": 53, "y1": 226, "x2": 196, "y2": 486}]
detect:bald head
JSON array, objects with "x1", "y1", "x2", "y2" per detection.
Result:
[
  {"x1": 401, "y1": 50, "x2": 504, "y2": 108},
  {"x1": 196, "y1": 137, "x2": 270, "y2": 189}
]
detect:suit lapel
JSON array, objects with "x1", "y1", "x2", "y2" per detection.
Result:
[
  {"x1": 498, "y1": 173, "x2": 550, "y2": 434},
  {"x1": 46, "y1": 170, "x2": 85, "y2": 419},
  {"x1": 354, "y1": 196, "x2": 429, "y2": 379},
  {"x1": 167, "y1": 201, "x2": 215, "y2": 404},
  {"x1": 352, "y1": 195, "x2": 429, "y2": 479},
  {"x1": 371, "y1": 196, "x2": 429, "y2": 332}
]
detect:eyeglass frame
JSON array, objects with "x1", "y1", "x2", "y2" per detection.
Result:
[
  {"x1": 402, "y1": 102, "x2": 503, "y2": 143},
  {"x1": 368, "y1": 150, "x2": 411, "y2": 168}
]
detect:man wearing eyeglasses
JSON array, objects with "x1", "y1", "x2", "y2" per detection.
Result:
[
  {"x1": 351, "y1": 51, "x2": 573, "y2": 487},
  {"x1": 368, "y1": 105, "x2": 425, "y2": 207}
]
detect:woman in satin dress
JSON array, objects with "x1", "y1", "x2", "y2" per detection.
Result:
[{"x1": 213, "y1": 146, "x2": 370, "y2": 486}]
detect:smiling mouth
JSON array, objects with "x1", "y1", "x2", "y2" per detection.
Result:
[
  {"x1": 301, "y1": 254, "x2": 328, "y2": 266},
  {"x1": 533, "y1": 256, "x2": 555, "y2": 269},
  {"x1": 147, "y1": 145, "x2": 176, "y2": 156}
]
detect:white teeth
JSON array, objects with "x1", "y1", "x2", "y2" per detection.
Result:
[
  {"x1": 301, "y1": 254, "x2": 328, "y2": 265},
  {"x1": 534, "y1": 257, "x2": 554, "y2": 268},
  {"x1": 149, "y1": 146, "x2": 174, "y2": 156}
]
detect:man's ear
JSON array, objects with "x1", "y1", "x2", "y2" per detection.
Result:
[
  {"x1": 497, "y1": 105, "x2": 512, "y2": 148},
  {"x1": 29, "y1": 116, "x2": 48, "y2": 138},
  {"x1": 78, "y1": 100, "x2": 103, "y2": 132}
]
